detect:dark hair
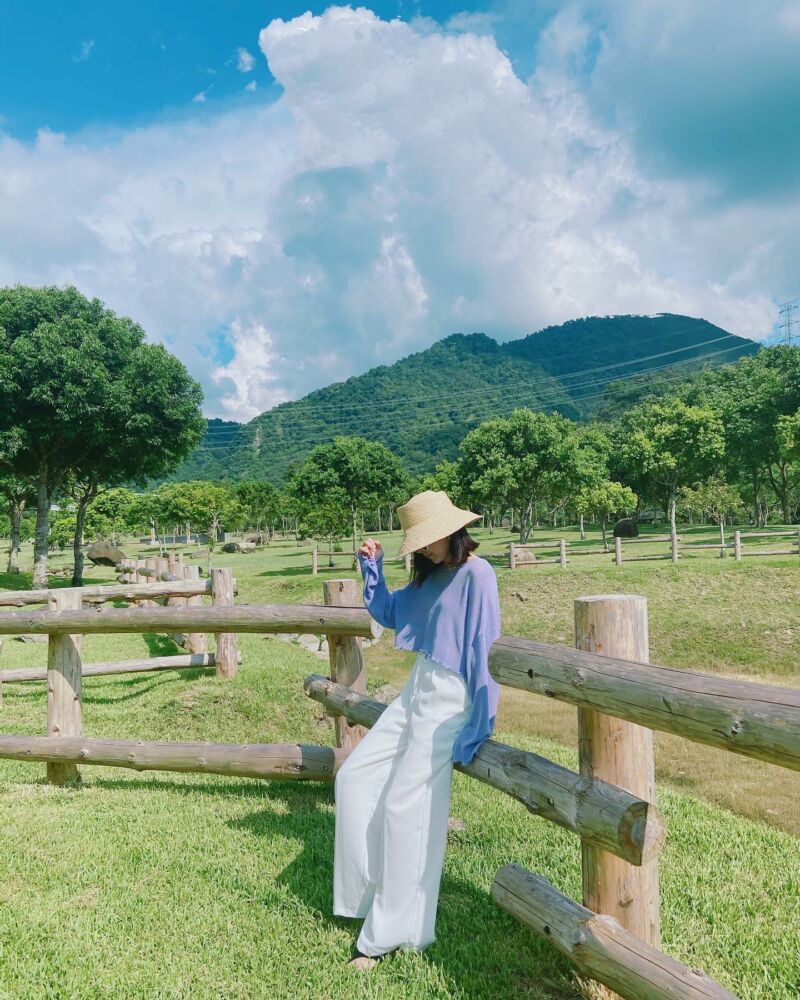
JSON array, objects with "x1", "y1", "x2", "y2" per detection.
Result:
[{"x1": 410, "y1": 526, "x2": 479, "y2": 587}]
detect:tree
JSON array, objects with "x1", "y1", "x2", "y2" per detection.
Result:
[
  {"x1": 0, "y1": 285, "x2": 204, "y2": 586},
  {"x1": 289, "y1": 436, "x2": 407, "y2": 554},
  {"x1": 574, "y1": 481, "x2": 638, "y2": 550},
  {"x1": 235, "y1": 481, "x2": 283, "y2": 542},
  {"x1": 616, "y1": 398, "x2": 725, "y2": 535},
  {"x1": 678, "y1": 477, "x2": 744, "y2": 546},
  {"x1": 0, "y1": 473, "x2": 36, "y2": 573},
  {"x1": 151, "y1": 482, "x2": 240, "y2": 554},
  {"x1": 457, "y1": 409, "x2": 597, "y2": 542}
]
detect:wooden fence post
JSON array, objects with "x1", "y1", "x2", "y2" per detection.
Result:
[
  {"x1": 734, "y1": 530, "x2": 742, "y2": 561},
  {"x1": 509, "y1": 543, "x2": 517, "y2": 570},
  {"x1": 323, "y1": 578, "x2": 368, "y2": 752},
  {"x1": 211, "y1": 568, "x2": 238, "y2": 679},
  {"x1": 574, "y1": 595, "x2": 660, "y2": 1000},
  {"x1": 559, "y1": 539, "x2": 567, "y2": 569},
  {"x1": 312, "y1": 547, "x2": 318, "y2": 576},
  {"x1": 614, "y1": 537, "x2": 622, "y2": 565},
  {"x1": 47, "y1": 588, "x2": 83, "y2": 785},
  {"x1": 183, "y1": 565, "x2": 208, "y2": 655},
  {"x1": 404, "y1": 553, "x2": 411, "y2": 573},
  {"x1": 144, "y1": 556, "x2": 159, "y2": 607},
  {"x1": 670, "y1": 533, "x2": 679, "y2": 564}
]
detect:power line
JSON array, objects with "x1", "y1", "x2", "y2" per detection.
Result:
[
  {"x1": 188, "y1": 341, "x2": 758, "y2": 462},
  {"x1": 192, "y1": 338, "x2": 758, "y2": 451}
]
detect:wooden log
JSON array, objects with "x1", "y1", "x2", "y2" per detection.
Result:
[
  {"x1": 0, "y1": 604, "x2": 378, "y2": 638},
  {"x1": 612, "y1": 554, "x2": 672, "y2": 563},
  {"x1": 211, "y1": 568, "x2": 238, "y2": 679},
  {"x1": 492, "y1": 864, "x2": 737, "y2": 1000},
  {"x1": 404, "y1": 553, "x2": 411, "y2": 573},
  {"x1": 47, "y1": 589, "x2": 83, "y2": 785},
  {"x1": 734, "y1": 530, "x2": 741, "y2": 561},
  {"x1": 303, "y1": 674, "x2": 665, "y2": 866},
  {"x1": 679, "y1": 543, "x2": 733, "y2": 551},
  {"x1": 740, "y1": 548, "x2": 799, "y2": 556},
  {"x1": 0, "y1": 734, "x2": 348, "y2": 781},
  {"x1": 614, "y1": 537, "x2": 622, "y2": 565},
  {"x1": 737, "y1": 530, "x2": 799, "y2": 539},
  {"x1": 559, "y1": 539, "x2": 567, "y2": 568},
  {"x1": 575, "y1": 595, "x2": 659, "y2": 998},
  {"x1": 183, "y1": 565, "x2": 208, "y2": 655},
  {"x1": 323, "y1": 580, "x2": 369, "y2": 753},
  {"x1": 143, "y1": 556, "x2": 160, "y2": 607},
  {"x1": 0, "y1": 579, "x2": 214, "y2": 608},
  {"x1": 312, "y1": 547, "x2": 318, "y2": 575},
  {"x1": 670, "y1": 534, "x2": 679, "y2": 563},
  {"x1": 623, "y1": 535, "x2": 680, "y2": 545},
  {"x1": 1, "y1": 652, "x2": 240, "y2": 683},
  {"x1": 514, "y1": 540, "x2": 570, "y2": 548},
  {"x1": 488, "y1": 635, "x2": 800, "y2": 772}
]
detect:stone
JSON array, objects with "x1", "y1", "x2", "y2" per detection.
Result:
[
  {"x1": 613, "y1": 517, "x2": 639, "y2": 538},
  {"x1": 86, "y1": 541, "x2": 126, "y2": 566},
  {"x1": 220, "y1": 541, "x2": 255, "y2": 554},
  {"x1": 15, "y1": 633, "x2": 47, "y2": 643}
]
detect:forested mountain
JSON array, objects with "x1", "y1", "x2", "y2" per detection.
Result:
[{"x1": 172, "y1": 314, "x2": 760, "y2": 485}]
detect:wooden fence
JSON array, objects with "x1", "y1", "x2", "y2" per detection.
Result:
[
  {"x1": 509, "y1": 529, "x2": 800, "y2": 569},
  {"x1": 0, "y1": 564, "x2": 240, "y2": 697},
  {"x1": 1, "y1": 577, "x2": 797, "y2": 998}
]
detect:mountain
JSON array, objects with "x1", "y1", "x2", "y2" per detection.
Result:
[{"x1": 171, "y1": 313, "x2": 760, "y2": 485}]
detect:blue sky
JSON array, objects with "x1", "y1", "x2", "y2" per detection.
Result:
[{"x1": 1, "y1": 1, "x2": 797, "y2": 419}]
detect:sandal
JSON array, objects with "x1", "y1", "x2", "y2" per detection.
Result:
[{"x1": 349, "y1": 944, "x2": 400, "y2": 964}]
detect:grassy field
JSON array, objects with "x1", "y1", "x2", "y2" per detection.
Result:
[{"x1": 0, "y1": 526, "x2": 798, "y2": 999}]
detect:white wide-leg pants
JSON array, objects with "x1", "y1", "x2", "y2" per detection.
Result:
[{"x1": 333, "y1": 651, "x2": 472, "y2": 956}]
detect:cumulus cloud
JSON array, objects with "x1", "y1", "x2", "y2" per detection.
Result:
[{"x1": 0, "y1": 6, "x2": 789, "y2": 420}]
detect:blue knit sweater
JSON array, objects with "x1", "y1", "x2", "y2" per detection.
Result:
[{"x1": 355, "y1": 551, "x2": 501, "y2": 765}]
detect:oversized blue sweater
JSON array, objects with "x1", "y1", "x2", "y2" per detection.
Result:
[{"x1": 356, "y1": 551, "x2": 501, "y2": 765}]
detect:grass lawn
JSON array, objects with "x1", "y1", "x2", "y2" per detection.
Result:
[{"x1": 0, "y1": 526, "x2": 798, "y2": 999}]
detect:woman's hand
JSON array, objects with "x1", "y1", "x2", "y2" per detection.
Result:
[{"x1": 358, "y1": 537, "x2": 384, "y2": 561}]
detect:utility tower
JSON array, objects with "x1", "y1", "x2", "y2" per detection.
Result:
[{"x1": 778, "y1": 297, "x2": 799, "y2": 345}]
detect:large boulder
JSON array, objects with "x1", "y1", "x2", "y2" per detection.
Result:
[
  {"x1": 221, "y1": 541, "x2": 256, "y2": 554},
  {"x1": 87, "y1": 541, "x2": 126, "y2": 566},
  {"x1": 612, "y1": 517, "x2": 639, "y2": 539}
]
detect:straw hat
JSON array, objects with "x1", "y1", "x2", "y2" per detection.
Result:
[{"x1": 395, "y1": 490, "x2": 481, "y2": 558}]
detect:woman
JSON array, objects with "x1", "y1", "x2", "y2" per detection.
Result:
[{"x1": 332, "y1": 489, "x2": 501, "y2": 970}]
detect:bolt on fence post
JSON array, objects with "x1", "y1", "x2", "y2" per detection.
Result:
[{"x1": 574, "y1": 594, "x2": 660, "y2": 1000}]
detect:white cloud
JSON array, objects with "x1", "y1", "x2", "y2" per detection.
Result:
[
  {"x1": 0, "y1": 6, "x2": 788, "y2": 423},
  {"x1": 245, "y1": 80, "x2": 257, "y2": 92},
  {"x1": 72, "y1": 39, "x2": 95, "y2": 63},
  {"x1": 237, "y1": 47, "x2": 256, "y2": 72},
  {"x1": 191, "y1": 89, "x2": 208, "y2": 103}
]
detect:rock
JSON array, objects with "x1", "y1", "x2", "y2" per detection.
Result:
[
  {"x1": 511, "y1": 591, "x2": 528, "y2": 602},
  {"x1": 15, "y1": 634, "x2": 47, "y2": 643},
  {"x1": 86, "y1": 541, "x2": 126, "y2": 566},
  {"x1": 220, "y1": 541, "x2": 256, "y2": 554},
  {"x1": 613, "y1": 517, "x2": 639, "y2": 539}
]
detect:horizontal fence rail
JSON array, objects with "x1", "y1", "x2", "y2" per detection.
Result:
[
  {"x1": 492, "y1": 864, "x2": 737, "y2": 1000},
  {"x1": 488, "y1": 636, "x2": 800, "y2": 771},
  {"x1": 303, "y1": 674, "x2": 666, "y2": 866},
  {"x1": 0, "y1": 604, "x2": 378, "y2": 638},
  {"x1": 0, "y1": 578, "x2": 222, "y2": 607},
  {"x1": 0, "y1": 734, "x2": 347, "y2": 781},
  {"x1": 0, "y1": 651, "x2": 242, "y2": 684}
]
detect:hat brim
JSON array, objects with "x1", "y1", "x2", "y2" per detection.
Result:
[{"x1": 395, "y1": 509, "x2": 481, "y2": 559}]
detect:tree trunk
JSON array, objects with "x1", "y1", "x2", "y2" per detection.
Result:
[
  {"x1": 7, "y1": 499, "x2": 23, "y2": 573},
  {"x1": 352, "y1": 507, "x2": 358, "y2": 557},
  {"x1": 668, "y1": 490, "x2": 677, "y2": 536},
  {"x1": 71, "y1": 498, "x2": 89, "y2": 587},
  {"x1": 579, "y1": 513, "x2": 586, "y2": 540},
  {"x1": 601, "y1": 518, "x2": 608, "y2": 551},
  {"x1": 32, "y1": 464, "x2": 50, "y2": 588}
]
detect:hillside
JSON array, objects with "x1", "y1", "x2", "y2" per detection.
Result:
[{"x1": 173, "y1": 313, "x2": 760, "y2": 485}]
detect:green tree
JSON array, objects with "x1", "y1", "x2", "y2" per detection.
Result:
[
  {"x1": 0, "y1": 285, "x2": 204, "y2": 586},
  {"x1": 616, "y1": 398, "x2": 725, "y2": 535},
  {"x1": 678, "y1": 477, "x2": 744, "y2": 547},
  {"x1": 574, "y1": 481, "x2": 638, "y2": 550},
  {"x1": 0, "y1": 473, "x2": 36, "y2": 573}
]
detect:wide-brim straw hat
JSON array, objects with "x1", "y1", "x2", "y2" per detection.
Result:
[{"x1": 395, "y1": 490, "x2": 481, "y2": 558}]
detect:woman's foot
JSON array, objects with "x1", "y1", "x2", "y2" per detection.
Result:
[{"x1": 347, "y1": 945, "x2": 399, "y2": 970}]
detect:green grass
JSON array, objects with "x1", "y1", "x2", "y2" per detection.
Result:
[{"x1": 0, "y1": 528, "x2": 798, "y2": 998}]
